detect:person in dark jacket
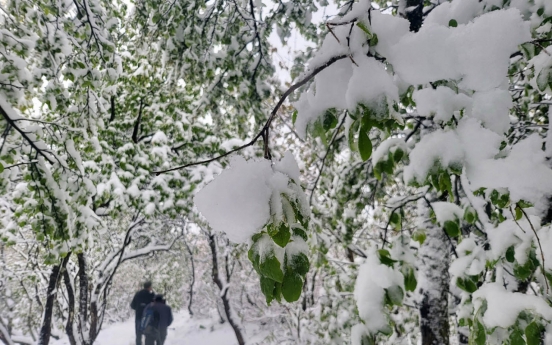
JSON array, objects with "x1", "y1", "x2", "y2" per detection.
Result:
[
  {"x1": 144, "y1": 294, "x2": 173, "y2": 345},
  {"x1": 131, "y1": 281, "x2": 154, "y2": 345}
]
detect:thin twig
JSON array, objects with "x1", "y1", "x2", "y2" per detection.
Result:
[
  {"x1": 519, "y1": 206, "x2": 550, "y2": 293},
  {"x1": 509, "y1": 205, "x2": 526, "y2": 233},
  {"x1": 309, "y1": 113, "x2": 347, "y2": 204}
]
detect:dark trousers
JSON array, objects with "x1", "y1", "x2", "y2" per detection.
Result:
[
  {"x1": 135, "y1": 319, "x2": 143, "y2": 345},
  {"x1": 145, "y1": 328, "x2": 167, "y2": 345}
]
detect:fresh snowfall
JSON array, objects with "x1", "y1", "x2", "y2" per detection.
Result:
[{"x1": 1, "y1": 0, "x2": 552, "y2": 344}]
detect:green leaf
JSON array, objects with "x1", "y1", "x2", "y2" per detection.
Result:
[
  {"x1": 358, "y1": 130, "x2": 372, "y2": 161},
  {"x1": 322, "y1": 109, "x2": 338, "y2": 131},
  {"x1": 292, "y1": 227, "x2": 308, "y2": 242},
  {"x1": 271, "y1": 223, "x2": 291, "y2": 247},
  {"x1": 384, "y1": 285, "x2": 404, "y2": 306},
  {"x1": 369, "y1": 33, "x2": 378, "y2": 46},
  {"x1": 525, "y1": 321, "x2": 542, "y2": 345},
  {"x1": 248, "y1": 247, "x2": 261, "y2": 273},
  {"x1": 537, "y1": 67, "x2": 551, "y2": 92},
  {"x1": 474, "y1": 320, "x2": 486, "y2": 345},
  {"x1": 281, "y1": 271, "x2": 303, "y2": 302},
  {"x1": 448, "y1": 19, "x2": 458, "y2": 27},
  {"x1": 356, "y1": 22, "x2": 372, "y2": 37},
  {"x1": 510, "y1": 329, "x2": 526, "y2": 345},
  {"x1": 515, "y1": 206, "x2": 523, "y2": 221},
  {"x1": 456, "y1": 277, "x2": 477, "y2": 293},
  {"x1": 260, "y1": 254, "x2": 284, "y2": 283},
  {"x1": 289, "y1": 252, "x2": 309, "y2": 276},
  {"x1": 497, "y1": 193, "x2": 510, "y2": 209},
  {"x1": 514, "y1": 261, "x2": 533, "y2": 281},
  {"x1": 518, "y1": 200, "x2": 533, "y2": 209},
  {"x1": 260, "y1": 276, "x2": 276, "y2": 304},
  {"x1": 463, "y1": 207, "x2": 477, "y2": 224},
  {"x1": 439, "y1": 171, "x2": 452, "y2": 196},
  {"x1": 537, "y1": 7, "x2": 544, "y2": 16},
  {"x1": 313, "y1": 120, "x2": 328, "y2": 146},
  {"x1": 378, "y1": 249, "x2": 396, "y2": 267},
  {"x1": 273, "y1": 282, "x2": 282, "y2": 303},
  {"x1": 0, "y1": 162, "x2": 4, "y2": 173},
  {"x1": 506, "y1": 246, "x2": 515, "y2": 263},
  {"x1": 412, "y1": 230, "x2": 426, "y2": 245},
  {"x1": 390, "y1": 212, "x2": 400, "y2": 226},
  {"x1": 404, "y1": 267, "x2": 417, "y2": 292},
  {"x1": 393, "y1": 148, "x2": 404, "y2": 162},
  {"x1": 444, "y1": 220, "x2": 460, "y2": 237},
  {"x1": 292, "y1": 110, "x2": 298, "y2": 125},
  {"x1": 348, "y1": 119, "x2": 360, "y2": 152},
  {"x1": 520, "y1": 43, "x2": 536, "y2": 59}
]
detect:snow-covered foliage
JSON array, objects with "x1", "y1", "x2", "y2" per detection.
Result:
[{"x1": 2, "y1": 0, "x2": 552, "y2": 344}]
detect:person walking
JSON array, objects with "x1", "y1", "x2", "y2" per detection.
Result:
[
  {"x1": 131, "y1": 281, "x2": 154, "y2": 345},
  {"x1": 144, "y1": 295, "x2": 173, "y2": 345}
]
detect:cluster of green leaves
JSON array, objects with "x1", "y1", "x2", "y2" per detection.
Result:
[
  {"x1": 349, "y1": 104, "x2": 401, "y2": 162},
  {"x1": 248, "y1": 193, "x2": 310, "y2": 305},
  {"x1": 378, "y1": 249, "x2": 417, "y2": 302},
  {"x1": 466, "y1": 304, "x2": 545, "y2": 345},
  {"x1": 374, "y1": 147, "x2": 405, "y2": 180}
]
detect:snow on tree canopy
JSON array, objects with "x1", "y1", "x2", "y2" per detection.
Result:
[
  {"x1": 354, "y1": 249, "x2": 404, "y2": 334},
  {"x1": 473, "y1": 283, "x2": 552, "y2": 329},
  {"x1": 389, "y1": 8, "x2": 530, "y2": 91},
  {"x1": 194, "y1": 153, "x2": 308, "y2": 243},
  {"x1": 413, "y1": 87, "x2": 472, "y2": 123}
]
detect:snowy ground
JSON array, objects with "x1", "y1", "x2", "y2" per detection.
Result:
[{"x1": 52, "y1": 311, "x2": 269, "y2": 345}]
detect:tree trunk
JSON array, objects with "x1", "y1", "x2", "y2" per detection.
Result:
[
  {"x1": 38, "y1": 254, "x2": 71, "y2": 345},
  {"x1": 207, "y1": 233, "x2": 245, "y2": 345},
  {"x1": 183, "y1": 240, "x2": 195, "y2": 316},
  {"x1": 76, "y1": 253, "x2": 90, "y2": 345},
  {"x1": 62, "y1": 262, "x2": 77, "y2": 345},
  {"x1": 418, "y1": 224, "x2": 450, "y2": 345}
]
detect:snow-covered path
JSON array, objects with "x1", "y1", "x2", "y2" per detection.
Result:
[{"x1": 52, "y1": 311, "x2": 267, "y2": 345}]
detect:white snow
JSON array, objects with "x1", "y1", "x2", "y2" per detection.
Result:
[
  {"x1": 413, "y1": 87, "x2": 472, "y2": 123},
  {"x1": 372, "y1": 137, "x2": 407, "y2": 165},
  {"x1": 473, "y1": 283, "x2": 552, "y2": 329},
  {"x1": 51, "y1": 311, "x2": 268, "y2": 345},
  {"x1": 370, "y1": 11, "x2": 410, "y2": 59},
  {"x1": 345, "y1": 56, "x2": 399, "y2": 115},
  {"x1": 194, "y1": 154, "x2": 308, "y2": 243},
  {"x1": 431, "y1": 202, "x2": 463, "y2": 224},
  {"x1": 293, "y1": 58, "x2": 352, "y2": 137},
  {"x1": 354, "y1": 249, "x2": 403, "y2": 334},
  {"x1": 194, "y1": 156, "x2": 273, "y2": 243},
  {"x1": 390, "y1": 8, "x2": 530, "y2": 91},
  {"x1": 404, "y1": 129, "x2": 463, "y2": 184}
]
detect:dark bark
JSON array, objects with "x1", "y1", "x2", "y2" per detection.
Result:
[
  {"x1": 405, "y1": 0, "x2": 424, "y2": 32},
  {"x1": 183, "y1": 241, "x2": 195, "y2": 316},
  {"x1": 131, "y1": 99, "x2": 144, "y2": 144},
  {"x1": 109, "y1": 96, "x2": 115, "y2": 122},
  {"x1": 62, "y1": 261, "x2": 77, "y2": 345},
  {"x1": 207, "y1": 234, "x2": 245, "y2": 345},
  {"x1": 541, "y1": 196, "x2": 552, "y2": 225},
  {"x1": 77, "y1": 253, "x2": 90, "y2": 344},
  {"x1": 38, "y1": 254, "x2": 71, "y2": 345},
  {"x1": 419, "y1": 225, "x2": 450, "y2": 345}
]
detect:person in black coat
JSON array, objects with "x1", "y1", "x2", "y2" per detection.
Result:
[
  {"x1": 144, "y1": 295, "x2": 173, "y2": 345},
  {"x1": 131, "y1": 281, "x2": 154, "y2": 345}
]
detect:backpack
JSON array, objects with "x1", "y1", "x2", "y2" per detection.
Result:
[{"x1": 140, "y1": 304, "x2": 159, "y2": 337}]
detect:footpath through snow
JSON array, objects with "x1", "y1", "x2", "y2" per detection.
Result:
[{"x1": 51, "y1": 311, "x2": 268, "y2": 345}]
